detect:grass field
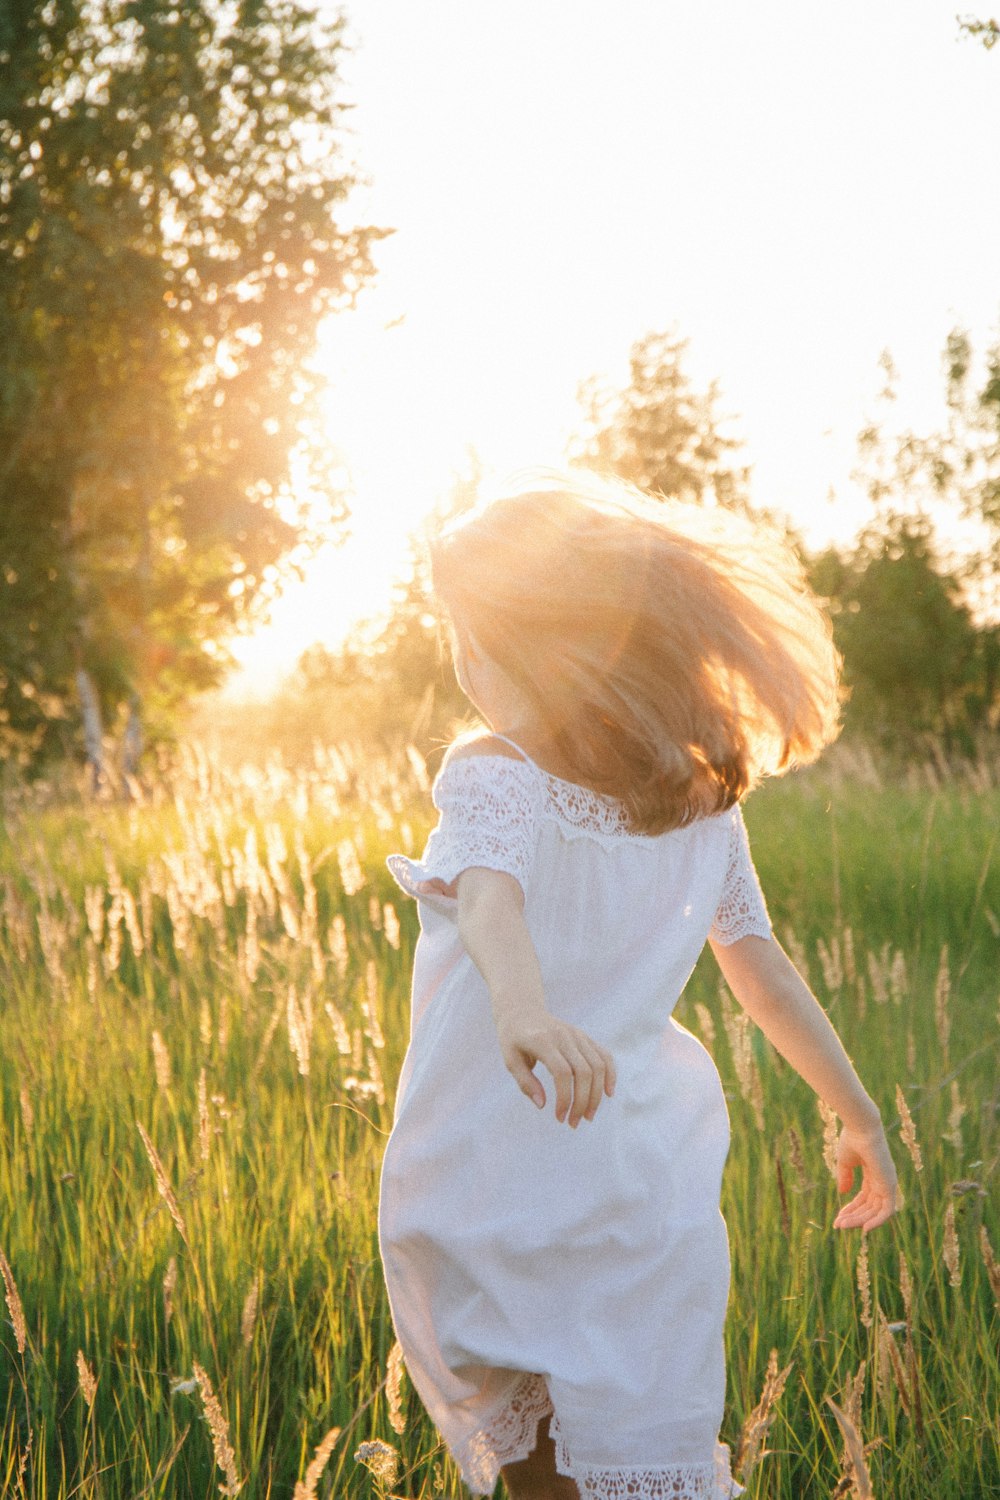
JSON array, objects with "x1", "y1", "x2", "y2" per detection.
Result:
[{"x1": 0, "y1": 740, "x2": 997, "y2": 1499}]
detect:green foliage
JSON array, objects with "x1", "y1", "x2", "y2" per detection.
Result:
[
  {"x1": 570, "y1": 326, "x2": 754, "y2": 511},
  {"x1": 0, "y1": 747, "x2": 997, "y2": 1496},
  {"x1": 0, "y1": 0, "x2": 386, "y2": 769},
  {"x1": 957, "y1": 14, "x2": 1000, "y2": 48},
  {"x1": 810, "y1": 513, "x2": 1000, "y2": 748}
]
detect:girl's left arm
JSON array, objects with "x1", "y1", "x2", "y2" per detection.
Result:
[
  {"x1": 710, "y1": 933, "x2": 900, "y2": 1231},
  {"x1": 456, "y1": 866, "x2": 617, "y2": 1128}
]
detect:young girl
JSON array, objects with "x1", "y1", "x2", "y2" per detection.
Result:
[{"x1": 379, "y1": 470, "x2": 900, "y2": 1500}]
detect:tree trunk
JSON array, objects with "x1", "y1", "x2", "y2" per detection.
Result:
[{"x1": 75, "y1": 665, "x2": 105, "y2": 793}]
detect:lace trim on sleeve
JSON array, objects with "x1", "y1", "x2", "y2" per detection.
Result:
[
  {"x1": 708, "y1": 804, "x2": 772, "y2": 946},
  {"x1": 386, "y1": 756, "x2": 543, "y2": 912}
]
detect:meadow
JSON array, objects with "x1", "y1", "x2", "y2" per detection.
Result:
[{"x1": 0, "y1": 739, "x2": 997, "y2": 1499}]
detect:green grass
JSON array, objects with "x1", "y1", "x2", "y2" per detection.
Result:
[{"x1": 0, "y1": 741, "x2": 997, "y2": 1499}]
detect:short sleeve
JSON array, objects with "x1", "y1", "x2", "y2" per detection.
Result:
[
  {"x1": 708, "y1": 803, "x2": 773, "y2": 945},
  {"x1": 386, "y1": 755, "x2": 543, "y2": 918}
]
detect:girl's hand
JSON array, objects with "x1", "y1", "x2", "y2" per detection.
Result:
[
  {"x1": 495, "y1": 1012, "x2": 617, "y2": 1127},
  {"x1": 832, "y1": 1121, "x2": 902, "y2": 1232}
]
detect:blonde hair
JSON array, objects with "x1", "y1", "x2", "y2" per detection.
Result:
[{"x1": 430, "y1": 468, "x2": 842, "y2": 834}]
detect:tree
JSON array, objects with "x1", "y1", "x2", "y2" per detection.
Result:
[
  {"x1": 809, "y1": 513, "x2": 996, "y2": 747},
  {"x1": 853, "y1": 332, "x2": 1000, "y2": 618},
  {"x1": 0, "y1": 0, "x2": 386, "y2": 779},
  {"x1": 957, "y1": 14, "x2": 1000, "y2": 48},
  {"x1": 569, "y1": 327, "x2": 754, "y2": 511}
]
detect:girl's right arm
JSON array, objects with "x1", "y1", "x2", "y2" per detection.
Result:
[
  {"x1": 710, "y1": 932, "x2": 901, "y2": 1232},
  {"x1": 456, "y1": 865, "x2": 617, "y2": 1128}
]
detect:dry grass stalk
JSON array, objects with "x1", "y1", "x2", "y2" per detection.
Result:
[
  {"x1": 362, "y1": 961, "x2": 386, "y2": 1050},
  {"x1": 856, "y1": 1235, "x2": 873, "y2": 1329},
  {"x1": 354, "y1": 1439, "x2": 399, "y2": 1488},
  {"x1": 163, "y1": 1255, "x2": 178, "y2": 1327},
  {"x1": 875, "y1": 1306, "x2": 909, "y2": 1415},
  {"x1": 324, "y1": 1000, "x2": 352, "y2": 1056},
  {"x1": 200, "y1": 997, "x2": 213, "y2": 1050},
  {"x1": 942, "y1": 1202, "x2": 961, "y2": 1287},
  {"x1": 382, "y1": 901, "x2": 401, "y2": 951},
  {"x1": 979, "y1": 1225, "x2": 1000, "y2": 1310},
  {"x1": 693, "y1": 1001, "x2": 715, "y2": 1047},
  {"x1": 774, "y1": 1149, "x2": 790, "y2": 1240},
  {"x1": 152, "y1": 1029, "x2": 172, "y2": 1093},
  {"x1": 817, "y1": 935, "x2": 843, "y2": 992},
  {"x1": 0, "y1": 1247, "x2": 27, "y2": 1355},
  {"x1": 825, "y1": 1392, "x2": 875, "y2": 1500},
  {"x1": 287, "y1": 985, "x2": 311, "y2": 1077},
  {"x1": 193, "y1": 1359, "x2": 242, "y2": 1496},
  {"x1": 933, "y1": 945, "x2": 951, "y2": 1057},
  {"x1": 241, "y1": 1275, "x2": 260, "y2": 1348},
  {"x1": 327, "y1": 914, "x2": 349, "y2": 978},
  {"x1": 786, "y1": 1125, "x2": 809, "y2": 1191},
  {"x1": 866, "y1": 948, "x2": 888, "y2": 1006},
  {"x1": 18, "y1": 1086, "x2": 33, "y2": 1138},
  {"x1": 337, "y1": 837, "x2": 365, "y2": 897},
  {"x1": 198, "y1": 1068, "x2": 211, "y2": 1163},
  {"x1": 76, "y1": 1349, "x2": 97, "y2": 1408},
  {"x1": 122, "y1": 884, "x2": 145, "y2": 957},
  {"x1": 944, "y1": 1079, "x2": 967, "y2": 1152},
  {"x1": 136, "y1": 1122, "x2": 190, "y2": 1248},
  {"x1": 721, "y1": 1001, "x2": 764, "y2": 1131},
  {"x1": 818, "y1": 1098, "x2": 839, "y2": 1176},
  {"x1": 894, "y1": 1085, "x2": 923, "y2": 1173},
  {"x1": 386, "y1": 1340, "x2": 407, "y2": 1435},
  {"x1": 898, "y1": 1251, "x2": 914, "y2": 1332},
  {"x1": 293, "y1": 1425, "x2": 342, "y2": 1500},
  {"x1": 733, "y1": 1347, "x2": 793, "y2": 1484}
]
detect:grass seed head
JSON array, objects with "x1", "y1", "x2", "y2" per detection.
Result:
[
  {"x1": 293, "y1": 1425, "x2": 342, "y2": 1500},
  {"x1": 942, "y1": 1202, "x2": 961, "y2": 1288},
  {"x1": 856, "y1": 1235, "x2": 873, "y2": 1329},
  {"x1": 241, "y1": 1274, "x2": 260, "y2": 1348},
  {"x1": 136, "y1": 1122, "x2": 190, "y2": 1247},
  {"x1": 894, "y1": 1085, "x2": 923, "y2": 1173},
  {"x1": 0, "y1": 1248, "x2": 27, "y2": 1355},
  {"x1": 386, "y1": 1339, "x2": 407, "y2": 1435},
  {"x1": 193, "y1": 1359, "x2": 242, "y2": 1496},
  {"x1": 198, "y1": 1068, "x2": 211, "y2": 1162},
  {"x1": 152, "y1": 1029, "x2": 172, "y2": 1093},
  {"x1": 77, "y1": 1349, "x2": 97, "y2": 1408},
  {"x1": 979, "y1": 1225, "x2": 1000, "y2": 1311},
  {"x1": 825, "y1": 1394, "x2": 874, "y2": 1500},
  {"x1": 734, "y1": 1347, "x2": 792, "y2": 1483},
  {"x1": 163, "y1": 1255, "x2": 178, "y2": 1326}
]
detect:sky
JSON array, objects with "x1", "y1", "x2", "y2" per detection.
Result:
[{"x1": 219, "y1": 1, "x2": 1000, "y2": 700}]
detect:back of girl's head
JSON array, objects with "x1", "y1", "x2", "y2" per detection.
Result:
[{"x1": 429, "y1": 468, "x2": 842, "y2": 833}]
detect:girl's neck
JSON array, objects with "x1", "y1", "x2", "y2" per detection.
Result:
[{"x1": 487, "y1": 721, "x2": 578, "y2": 783}]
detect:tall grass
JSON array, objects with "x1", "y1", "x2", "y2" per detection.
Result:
[{"x1": 0, "y1": 739, "x2": 997, "y2": 1498}]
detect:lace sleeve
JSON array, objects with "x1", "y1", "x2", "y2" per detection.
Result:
[
  {"x1": 708, "y1": 803, "x2": 772, "y2": 946},
  {"x1": 386, "y1": 755, "x2": 543, "y2": 916}
]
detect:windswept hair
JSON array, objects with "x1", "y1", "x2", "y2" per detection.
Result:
[{"x1": 429, "y1": 468, "x2": 842, "y2": 834}]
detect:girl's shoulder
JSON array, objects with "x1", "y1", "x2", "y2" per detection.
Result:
[{"x1": 444, "y1": 731, "x2": 527, "y2": 765}]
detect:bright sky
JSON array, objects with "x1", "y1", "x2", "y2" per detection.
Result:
[{"x1": 220, "y1": 0, "x2": 1000, "y2": 700}]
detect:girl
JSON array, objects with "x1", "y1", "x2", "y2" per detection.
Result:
[{"x1": 379, "y1": 470, "x2": 900, "y2": 1500}]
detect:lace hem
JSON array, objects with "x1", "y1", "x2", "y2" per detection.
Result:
[
  {"x1": 707, "y1": 806, "x2": 772, "y2": 946},
  {"x1": 550, "y1": 1413, "x2": 746, "y2": 1500},
  {"x1": 453, "y1": 1372, "x2": 553, "y2": 1494}
]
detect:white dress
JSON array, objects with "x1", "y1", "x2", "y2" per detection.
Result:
[{"x1": 380, "y1": 736, "x2": 773, "y2": 1500}]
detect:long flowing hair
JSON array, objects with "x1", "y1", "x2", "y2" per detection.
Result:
[{"x1": 429, "y1": 468, "x2": 842, "y2": 834}]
